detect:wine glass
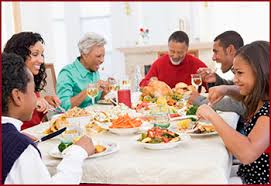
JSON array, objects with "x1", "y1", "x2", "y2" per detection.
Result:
[
  {"x1": 108, "y1": 78, "x2": 119, "y2": 91},
  {"x1": 87, "y1": 83, "x2": 99, "y2": 105},
  {"x1": 191, "y1": 74, "x2": 202, "y2": 93}
]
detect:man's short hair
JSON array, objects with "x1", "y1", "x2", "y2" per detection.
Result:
[
  {"x1": 168, "y1": 31, "x2": 189, "y2": 46},
  {"x1": 214, "y1": 31, "x2": 244, "y2": 50}
]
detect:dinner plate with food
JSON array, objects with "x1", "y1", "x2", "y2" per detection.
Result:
[
  {"x1": 170, "y1": 119, "x2": 217, "y2": 137},
  {"x1": 136, "y1": 126, "x2": 191, "y2": 150},
  {"x1": 104, "y1": 114, "x2": 143, "y2": 135},
  {"x1": 48, "y1": 140, "x2": 119, "y2": 159}
]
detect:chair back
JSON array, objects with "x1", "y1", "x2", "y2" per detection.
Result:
[{"x1": 42, "y1": 63, "x2": 57, "y2": 96}]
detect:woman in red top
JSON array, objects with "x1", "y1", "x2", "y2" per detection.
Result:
[{"x1": 4, "y1": 32, "x2": 61, "y2": 130}]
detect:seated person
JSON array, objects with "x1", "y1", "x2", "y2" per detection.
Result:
[
  {"x1": 139, "y1": 30, "x2": 207, "y2": 89},
  {"x1": 56, "y1": 32, "x2": 110, "y2": 110},
  {"x1": 4, "y1": 32, "x2": 61, "y2": 130},
  {"x1": 197, "y1": 41, "x2": 270, "y2": 184},
  {"x1": 189, "y1": 31, "x2": 246, "y2": 117},
  {"x1": 2, "y1": 52, "x2": 95, "y2": 184}
]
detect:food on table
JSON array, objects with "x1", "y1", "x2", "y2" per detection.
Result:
[
  {"x1": 58, "y1": 141, "x2": 73, "y2": 152},
  {"x1": 57, "y1": 141, "x2": 106, "y2": 153},
  {"x1": 109, "y1": 114, "x2": 142, "y2": 128},
  {"x1": 95, "y1": 145, "x2": 107, "y2": 153},
  {"x1": 140, "y1": 79, "x2": 173, "y2": 100},
  {"x1": 138, "y1": 127, "x2": 180, "y2": 143},
  {"x1": 156, "y1": 96, "x2": 167, "y2": 105},
  {"x1": 173, "y1": 82, "x2": 196, "y2": 95},
  {"x1": 85, "y1": 121, "x2": 108, "y2": 133},
  {"x1": 192, "y1": 122, "x2": 215, "y2": 134},
  {"x1": 185, "y1": 105, "x2": 198, "y2": 115},
  {"x1": 177, "y1": 119, "x2": 192, "y2": 130},
  {"x1": 63, "y1": 107, "x2": 90, "y2": 117},
  {"x1": 94, "y1": 111, "x2": 110, "y2": 122},
  {"x1": 135, "y1": 102, "x2": 150, "y2": 112},
  {"x1": 44, "y1": 107, "x2": 92, "y2": 134},
  {"x1": 44, "y1": 115, "x2": 69, "y2": 134}
]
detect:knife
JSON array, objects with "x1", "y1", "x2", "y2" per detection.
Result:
[{"x1": 34, "y1": 127, "x2": 66, "y2": 144}]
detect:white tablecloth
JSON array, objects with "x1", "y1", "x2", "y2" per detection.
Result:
[{"x1": 25, "y1": 106, "x2": 239, "y2": 184}]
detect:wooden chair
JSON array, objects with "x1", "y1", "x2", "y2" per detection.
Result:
[
  {"x1": 43, "y1": 63, "x2": 57, "y2": 95},
  {"x1": 41, "y1": 63, "x2": 57, "y2": 121}
]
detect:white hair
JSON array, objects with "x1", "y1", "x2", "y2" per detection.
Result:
[{"x1": 78, "y1": 32, "x2": 106, "y2": 55}]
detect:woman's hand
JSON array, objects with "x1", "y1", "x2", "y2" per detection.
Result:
[
  {"x1": 196, "y1": 104, "x2": 217, "y2": 121},
  {"x1": 44, "y1": 95, "x2": 61, "y2": 107},
  {"x1": 97, "y1": 80, "x2": 111, "y2": 97},
  {"x1": 36, "y1": 97, "x2": 49, "y2": 113}
]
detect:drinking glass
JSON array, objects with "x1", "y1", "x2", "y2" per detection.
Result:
[
  {"x1": 108, "y1": 78, "x2": 120, "y2": 91},
  {"x1": 191, "y1": 74, "x2": 202, "y2": 92},
  {"x1": 87, "y1": 83, "x2": 99, "y2": 105}
]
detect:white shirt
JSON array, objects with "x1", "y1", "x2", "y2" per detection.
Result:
[{"x1": 2, "y1": 116, "x2": 88, "y2": 184}]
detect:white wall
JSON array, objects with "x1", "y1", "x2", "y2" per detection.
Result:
[
  {"x1": 2, "y1": 2, "x2": 269, "y2": 80},
  {"x1": 20, "y1": 2, "x2": 56, "y2": 65},
  {"x1": 2, "y1": 3, "x2": 14, "y2": 50},
  {"x1": 199, "y1": 2, "x2": 269, "y2": 43}
]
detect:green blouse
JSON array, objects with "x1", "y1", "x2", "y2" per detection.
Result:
[{"x1": 56, "y1": 57, "x2": 102, "y2": 110}]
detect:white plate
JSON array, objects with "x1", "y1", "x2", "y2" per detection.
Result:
[
  {"x1": 97, "y1": 100, "x2": 113, "y2": 105},
  {"x1": 136, "y1": 133, "x2": 191, "y2": 150},
  {"x1": 48, "y1": 140, "x2": 119, "y2": 159},
  {"x1": 109, "y1": 127, "x2": 140, "y2": 135},
  {"x1": 186, "y1": 130, "x2": 218, "y2": 137},
  {"x1": 170, "y1": 120, "x2": 218, "y2": 137}
]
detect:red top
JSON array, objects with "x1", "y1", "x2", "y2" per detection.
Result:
[
  {"x1": 21, "y1": 92, "x2": 46, "y2": 130},
  {"x1": 139, "y1": 54, "x2": 207, "y2": 88}
]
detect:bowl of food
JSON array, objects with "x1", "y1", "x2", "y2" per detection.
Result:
[
  {"x1": 136, "y1": 126, "x2": 190, "y2": 150},
  {"x1": 108, "y1": 114, "x2": 142, "y2": 135},
  {"x1": 63, "y1": 107, "x2": 93, "y2": 128}
]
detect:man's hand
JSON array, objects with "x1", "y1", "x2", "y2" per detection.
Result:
[
  {"x1": 188, "y1": 90, "x2": 200, "y2": 104},
  {"x1": 197, "y1": 68, "x2": 217, "y2": 83},
  {"x1": 74, "y1": 135, "x2": 95, "y2": 156},
  {"x1": 208, "y1": 85, "x2": 228, "y2": 105}
]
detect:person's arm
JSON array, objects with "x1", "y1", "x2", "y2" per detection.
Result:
[
  {"x1": 208, "y1": 85, "x2": 243, "y2": 105},
  {"x1": 5, "y1": 145, "x2": 88, "y2": 184},
  {"x1": 197, "y1": 104, "x2": 270, "y2": 164},
  {"x1": 214, "y1": 74, "x2": 234, "y2": 86},
  {"x1": 139, "y1": 62, "x2": 158, "y2": 87},
  {"x1": 70, "y1": 90, "x2": 89, "y2": 108},
  {"x1": 211, "y1": 97, "x2": 246, "y2": 116},
  {"x1": 44, "y1": 95, "x2": 61, "y2": 108},
  {"x1": 56, "y1": 70, "x2": 90, "y2": 110}
]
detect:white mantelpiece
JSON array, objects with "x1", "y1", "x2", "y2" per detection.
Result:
[
  {"x1": 118, "y1": 42, "x2": 212, "y2": 54},
  {"x1": 118, "y1": 42, "x2": 214, "y2": 91}
]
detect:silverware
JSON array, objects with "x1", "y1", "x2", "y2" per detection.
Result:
[
  {"x1": 48, "y1": 106, "x2": 65, "y2": 114},
  {"x1": 34, "y1": 127, "x2": 66, "y2": 144}
]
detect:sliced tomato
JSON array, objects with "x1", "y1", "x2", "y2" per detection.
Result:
[
  {"x1": 148, "y1": 131, "x2": 154, "y2": 138},
  {"x1": 162, "y1": 136, "x2": 170, "y2": 143}
]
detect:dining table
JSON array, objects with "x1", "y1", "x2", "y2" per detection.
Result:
[{"x1": 24, "y1": 102, "x2": 240, "y2": 184}]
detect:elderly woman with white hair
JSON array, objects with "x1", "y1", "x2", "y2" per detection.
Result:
[{"x1": 56, "y1": 32, "x2": 110, "y2": 110}]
